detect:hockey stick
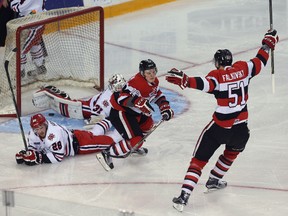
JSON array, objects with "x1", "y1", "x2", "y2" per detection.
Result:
[
  {"x1": 269, "y1": 0, "x2": 275, "y2": 94},
  {"x1": 116, "y1": 119, "x2": 164, "y2": 159},
  {"x1": 4, "y1": 48, "x2": 28, "y2": 150}
]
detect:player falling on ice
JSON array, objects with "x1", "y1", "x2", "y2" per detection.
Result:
[
  {"x1": 15, "y1": 113, "x2": 115, "y2": 165},
  {"x1": 32, "y1": 74, "x2": 126, "y2": 144},
  {"x1": 166, "y1": 29, "x2": 278, "y2": 212}
]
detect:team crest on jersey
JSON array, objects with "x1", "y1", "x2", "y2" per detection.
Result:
[{"x1": 48, "y1": 133, "x2": 55, "y2": 140}]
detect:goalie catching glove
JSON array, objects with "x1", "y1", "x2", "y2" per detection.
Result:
[
  {"x1": 134, "y1": 97, "x2": 155, "y2": 116},
  {"x1": 166, "y1": 68, "x2": 189, "y2": 89},
  {"x1": 16, "y1": 150, "x2": 43, "y2": 166},
  {"x1": 262, "y1": 29, "x2": 279, "y2": 50}
]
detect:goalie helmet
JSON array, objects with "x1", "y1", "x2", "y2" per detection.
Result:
[
  {"x1": 139, "y1": 59, "x2": 158, "y2": 76},
  {"x1": 30, "y1": 113, "x2": 47, "y2": 129},
  {"x1": 214, "y1": 49, "x2": 233, "y2": 68},
  {"x1": 108, "y1": 74, "x2": 126, "y2": 92}
]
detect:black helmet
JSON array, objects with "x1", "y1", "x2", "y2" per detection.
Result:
[
  {"x1": 214, "y1": 49, "x2": 233, "y2": 68},
  {"x1": 139, "y1": 59, "x2": 158, "y2": 76}
]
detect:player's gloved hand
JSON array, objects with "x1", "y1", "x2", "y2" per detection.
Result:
[
  {"x1": 166, "y1": 68, "x2": 189, "y2": 89},
  {"x1": 262, "y1": 29, "x2": 279, "y2": 50},
  {"x1": 134, "y1": 97, "x2": 154, "y2": 116},
  {"x1": 15, "y1": 150, "x2": 26, "y2": 164},
  {"x1": 23, "y1": 150, "x2": 43, "y2": 166},
  {"x1": 159, "y1": 101, "x2": 174, "y2": 121}
]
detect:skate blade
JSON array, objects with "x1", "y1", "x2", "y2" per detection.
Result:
[
  {"x1": 204, "y1": 187, "x2": 226, "y2": 194},
  {"x1": 130, "y1": 152, "x2": 147, "y2": 157},
  {"x1": 96, "y1": 153, "x2": 112, "y2": 171},
  {"x1": 27, "y1": 69, "x2": 47, "y2": 77},
  {"x1": 173, "y1": 203, "x2": 184, "y2": 212}
]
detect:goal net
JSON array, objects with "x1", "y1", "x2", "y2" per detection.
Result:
[{"x1": 0, "y1": 6, "x2": 104, "y2": 117}]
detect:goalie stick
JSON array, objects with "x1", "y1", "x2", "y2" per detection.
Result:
[
  {"x1": 96, "y1": 119, "x2": 164, "y2": 171},
  {"x1": 4, "y1": 48, "x2": 28, "y2": 150}
]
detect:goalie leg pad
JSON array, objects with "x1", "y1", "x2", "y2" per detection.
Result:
[
  {"x1": 32, "y1": 89, "x2": 84, "y2": 119},
  {"x1": 32, "y1": 90, "x2": 50, "y2": 108}
]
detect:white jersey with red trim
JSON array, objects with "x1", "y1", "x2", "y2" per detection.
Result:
[
  {"x1": 81, "y1": 88, "x2": 113, "y2": 119},
  {"x1": 27, "y1": 120, "x2": 75, "y2": 163},
  {"x1": 10, "y1": 0, "x2": 45, "y2": 16},
  {"x1": 90, "y1": 88, "x2": 112, "y2": 117}
]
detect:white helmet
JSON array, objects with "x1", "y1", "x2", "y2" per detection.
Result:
[{"x1": 108, "y1": 74, "x2": 126, "y2": 92}]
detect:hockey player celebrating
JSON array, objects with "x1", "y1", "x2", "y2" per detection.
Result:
[
  {"x1": 15, "y1": 113, "x2": 116, "y2": 166},
  {"x1": 96, "y1": 59, "x2": 174, "y2": 170},
  {"x1": 165, "y1": 30, "x2": 278, "y2": 212}
]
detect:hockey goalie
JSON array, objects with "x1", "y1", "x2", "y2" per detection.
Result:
[{"x1": 32, "y1": 74, "x2": 126, "y2": 143}]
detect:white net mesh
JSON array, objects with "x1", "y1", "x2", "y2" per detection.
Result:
[{"x1": 0, "y1": 7, "x2": 104, "y2": 116}]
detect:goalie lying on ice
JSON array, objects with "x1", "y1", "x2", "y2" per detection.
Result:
[
  {"x1": 32, "y1": 74, "x2": 127, "y2": 143},
  {"x1": 15, "y1": 113, "x2": 115, "y2": 166}
]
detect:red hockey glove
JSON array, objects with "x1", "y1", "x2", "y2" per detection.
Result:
[
  {"x1": 166, "y1": 68, "x2": 189, "y2": 89},
  {"x1": 23, "y1": 150, "x2": 43, "y2": 166},
  {"x1": 134, "y1": 97, "x2": 154, "y2": 116},
  {"x1": 159, "y1": 101, "x2": 174, "y2": 121},
  {"x1": 262, "y1": 29, "x2": 279, "y2": 50},
  {"x1": 15, "y1": 150, "x2": 26, "y2": 164}
]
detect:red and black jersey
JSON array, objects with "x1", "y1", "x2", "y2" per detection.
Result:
[
  {"x1": 110, "y1": 72, "x2": 166, "y2": 114},
  {"x1": 187, "y1": 48, "x2": 269, "y2": 128}
]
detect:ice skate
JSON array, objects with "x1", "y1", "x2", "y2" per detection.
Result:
[
  {"x1": 21, "y1": 69, "x2": 25, "y2": 78},
  {"x1": 172, "y1": 191, "x2": 190, "y2": 212},
  {"x1": 96, "y1": 150, "x2": 114, "y2": 171},
  {"x1": 205, "y1": 177, "x2": 227, "y2": 193},
  {"x1": 131, "y1": 147, "x2": 148, "y2": 156},
  {"x1": 27, "y1": 64, "x2": 47, "y2": 77}
]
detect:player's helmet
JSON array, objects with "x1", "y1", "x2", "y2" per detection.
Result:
[
  {"x1": 214, "y1": 49, "x2": 233, "y2": 68},
  {"x1": 30, "y1": 113, "x2": 47, "y2": 129},
  {"x1": 139, "y1": 59, "x2": 158, "y2": 76},
  {"x1": 108, "y1": 74, "x2": 126, "y2": 92}
]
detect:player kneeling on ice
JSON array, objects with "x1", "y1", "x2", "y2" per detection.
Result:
[
  {"x1": 15, "y1": 113, "x2": 115, "y2": 166},
  {"x1": 166, "y1": 30, "x2": 278, "y2": 212}
]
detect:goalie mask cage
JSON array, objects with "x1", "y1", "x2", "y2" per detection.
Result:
[{"x1": 0, "y1": 6, "x2": 104, "y2": 117}]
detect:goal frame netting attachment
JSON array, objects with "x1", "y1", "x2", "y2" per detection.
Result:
[{"x1": 0, "y1": 6, "x2": 104, "y2": 117}]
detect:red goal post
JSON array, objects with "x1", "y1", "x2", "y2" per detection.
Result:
[{"x1": 0, "y1": 6, "x2": 104, "y2": 117}]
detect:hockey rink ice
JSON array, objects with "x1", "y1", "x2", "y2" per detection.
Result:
[{"x1": 0, "y1": 0, "x2": 288, "y2": 215}]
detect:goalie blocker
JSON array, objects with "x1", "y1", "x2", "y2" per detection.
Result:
[{"x1": 32, "y1": 85, "x2": 84, "y2": 119}]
